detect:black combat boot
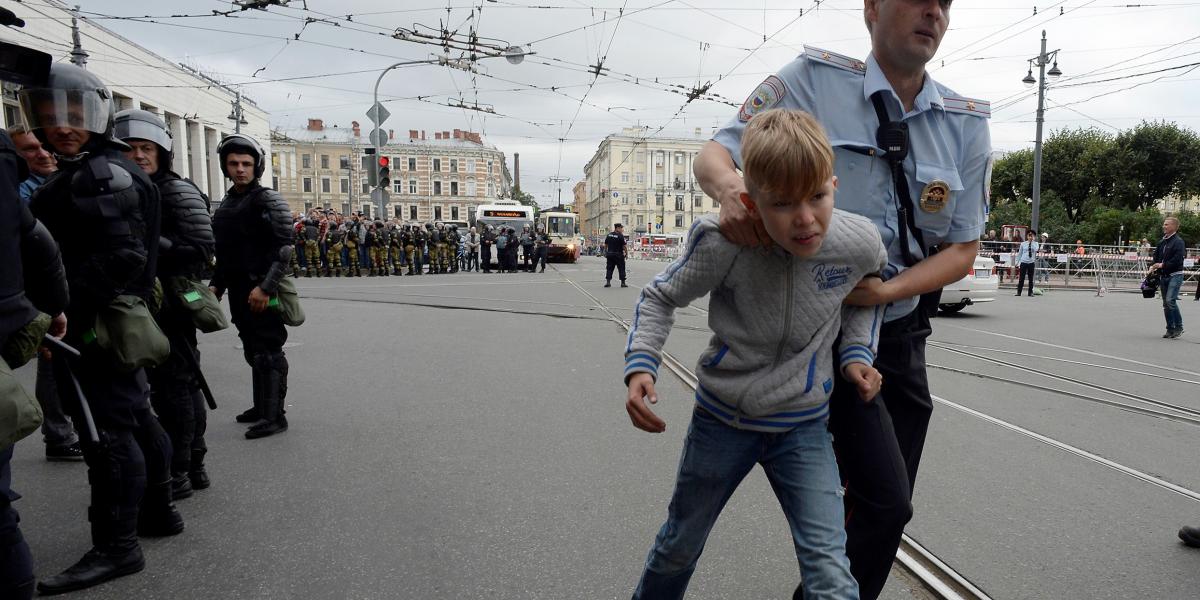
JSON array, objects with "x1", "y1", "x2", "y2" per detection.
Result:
[
  {"x1": 189, "y1": 447, "x2": 210, "y2": 490},
  {"x1": 38, "y1": 507, "x2": 145, "y2": 595},
  {"x1": 246, "y1": 353, "x2": 288, "y2": 440},
  {"x1": 170, "y1": 472, "x2": 193, "y2": 500},
  {"x1": 137, "y1": 480, "x2": 185, "y2": 537}
]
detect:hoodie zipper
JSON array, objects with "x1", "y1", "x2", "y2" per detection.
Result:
[{"x1": 732, "y1": 254, "x2": 793, "y2": 427}]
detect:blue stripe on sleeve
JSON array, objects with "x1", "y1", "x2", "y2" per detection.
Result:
[
  {"x1": 803, "y1": 354, "x2": 817, "y2": 393},
  {"x1": 625, "y1": 353, "x2": 661, "y2": 366},
  {"x1": 623, "y1": 361, "x2": 659, "y2": 374}
]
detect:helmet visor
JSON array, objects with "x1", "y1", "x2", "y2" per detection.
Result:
[
  {"x1": 18, "y1": 88, "x2": 111, "y2": 135},
  {"x1": 114, "y1": 118, "x2": 171, "y2": 153}
]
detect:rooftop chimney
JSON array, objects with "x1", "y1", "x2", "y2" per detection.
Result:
[
  {"x1": 434, "y1": 132, "x2": 441, "y2": 140},
  {"x1": 352, "y1": 120, "x2": 361, "y2": 136},
  {"x1": 421, "y1": 131, "x2": 425, "y2": 140},
  {"x1": 514, "y1": 153, "x2": 521, "y2": 191},
  {"x1": 409, "y1": 129, "x2": 418, "y2": 140},
  {"x1": 306, "y1": 118, "x2": 324, "y2": 131},
  {"x1": 442, "y1": 131, "x2": 450, "y2": 140},
  {"x1": 389, "y1": 129, "x2": 394, "y2": 140},
  {"x1": 453, "y1": 129, "x2": 463, "y2": 139}
]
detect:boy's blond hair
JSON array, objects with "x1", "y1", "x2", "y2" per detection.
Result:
[{"x1": 741, "y1": 109, "x2": 834, "y2": 202}]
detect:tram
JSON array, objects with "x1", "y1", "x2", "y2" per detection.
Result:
[{"x1": 536, "y1": 210, "x2": 581, "y2": 263}]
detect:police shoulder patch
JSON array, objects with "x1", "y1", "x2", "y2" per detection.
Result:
[
  {"x1": 803, "y1": 45, "x2": 867, "y2": 75},
  {"x1": 737, "y1": 75, "x2": 786, "y2": 123},
  {"x1": 942, "y1": 95, "x2": 991, "y2": 118}
]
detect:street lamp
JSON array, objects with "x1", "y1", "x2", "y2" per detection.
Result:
[{"x1": 1024, "y1": 30, "x2": 1063, "y2": 235}]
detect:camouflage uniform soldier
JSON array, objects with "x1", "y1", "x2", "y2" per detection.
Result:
[
  {"x1": 289, "y1": 219, "x2": 302, "y2": 276},
  {"x1": 302, "y1": 213, "x2": 321, "y2": 277},
  {"x1": 389, "y1": 222, "x2": 405, "y2": 275},
  {"x1": 404, "y1": 224, "x2": 420, "y2": 275},
  {"x1": 371, "y1": 221, "x2": 390, "y2": 277},
  {"x1": 427, "y1": 222, "x2": 443, "y2": 274},
  {"x1": 447, "y1": 225, "x2": 461, "y2": 273},
  {"x1": 344, "y1": 226, "x2": 361, "y2": 276},
  {"x1": 325, "y1": 224, "x2": 344, "y2": 276}
]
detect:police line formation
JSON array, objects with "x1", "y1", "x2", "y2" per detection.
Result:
[
  {"x1": 2, "y1": 2, "x2": 1198, "y2": 599},
  {"x1": 289, "y1": 214, "x2": 556, "y2": 277}
]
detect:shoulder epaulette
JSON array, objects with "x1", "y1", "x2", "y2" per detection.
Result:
[
  {"x1": 942, "y1": 95, "x2": 991, "y2": 118},
  {"x1": 803, "y1": 46, "x2": 867, "y2": 75}
]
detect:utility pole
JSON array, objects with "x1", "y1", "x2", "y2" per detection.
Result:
[
  {"x1": 69, "y1": 6, "x2": 88, "y2": 68},
  {"x1": 1022, "y1": 31, "x2": 1062, "y2": 235},
  {"x1": 546, "y1": 175, "x2": 570, "y2": 208},
  {"x1": 227, "y1": 91, "x2": 247, "y2": 134}
]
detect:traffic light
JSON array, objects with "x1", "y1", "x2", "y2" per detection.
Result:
[{"x1": 377, "y1": 156, "x2": 390, "y2": 189}]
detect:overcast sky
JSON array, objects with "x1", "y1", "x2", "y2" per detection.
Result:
[{"x1": 55, "y1": 0, "x2": 1200, "y2": 206}]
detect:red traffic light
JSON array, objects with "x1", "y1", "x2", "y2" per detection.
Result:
[{"x1": 378, "y1": 156, "x2": 390, "y2": 168}]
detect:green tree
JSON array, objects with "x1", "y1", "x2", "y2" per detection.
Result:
[
  {"x1": 1038, "y1": 127, "x2": 1113, "y2": 222},
  {"x1": 1108, "y1": 121, "x2": 1200, "y2": 211}
]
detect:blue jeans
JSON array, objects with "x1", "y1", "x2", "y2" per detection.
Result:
[
  {"x1": 633, "y1": 408, "x2": 858, "y2": 600},
  {"x1": 1161, "y1": 273, "x2": 1184, "y2": 331}
]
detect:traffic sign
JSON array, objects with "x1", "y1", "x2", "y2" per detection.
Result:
[
  {"x1": 367, "y1": 102, "x2": 390, "y2": 125},
  {"x1": 369, "y1": 128, "x2": 388, "y2": 147},
  {"x1": 370, "y1": 187, "x2": 389, "y2": 205}
]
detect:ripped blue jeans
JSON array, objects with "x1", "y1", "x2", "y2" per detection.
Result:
[{"x1": 633, "y1": 407, "x2": 858, "y2": 600}]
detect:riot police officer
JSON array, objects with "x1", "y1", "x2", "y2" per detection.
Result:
[
  {"x1": 534, "y1": 225, "x2": 550, "y2": 273},
  {"x1": 115, "y1": 109, "x2": 216, "y2": 498},
  {"x1": 480, "y1": 224, "x2": 496, "y2": 273},
  {"x1": 520, "y1": 224, "x2": 536, "y2": 272},
  {"x1": 22, "y1": 62, "x2": 179, "y2": 595},
  {"x1": 209, "y1": 134, "x2": 292, "y2": 440}
]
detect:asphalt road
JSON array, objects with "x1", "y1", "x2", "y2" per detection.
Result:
[{"x1": 9, "y1": 256, "x2": 1200, "y2": 599}]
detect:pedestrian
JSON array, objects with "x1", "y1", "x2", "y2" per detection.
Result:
[
  {"x1": 624, "y1": 109, "x2": 886, "y2": 599},
  {"x1": 209, "y1": 133, "x2": 293, "y2": 439},
  {"x1": 8, "y1": 123, "x2": 82, "y2": 462},
  {"x1": 466, "y1": 226, "x2": 481, "y2": 272},
  {"x1": 1015, "y1": 231, "x2": 1038, "y2": 297},
  {"x1": 1150, "y1": 217, "x2": 1186, "y2": 338},
  {"x1": 0, "y1": 124, "x2": 70, "y2": 600},
  {"x1": 23, "y1": 62, "x2": 181, "y2": 594},
  {"x1": 117, "y1": 109, "x2": 217, "y2": 498},
  {"x1": 8, "y1": 123, "x2": 56, "y2": 204},
  {"x1": 481, "y1": 224, "x2": 495, "y2": 273},
  {"x1": 696, "y1": 1, "x2": 990, "y2": 597},
  {"x1": 603, "y1": 223, "x2": 627, "y2": 287}
]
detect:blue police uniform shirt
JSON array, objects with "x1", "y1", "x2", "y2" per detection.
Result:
[
  {"x1": 713, "y1": 47, "x2": 992, "y2": 322},
  {"x1": 18, "y1": 173, "x2": 47, "y2": 205}
]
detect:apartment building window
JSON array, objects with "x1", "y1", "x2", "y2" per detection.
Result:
[
  {"x1": 675, "y1": 214, "x2": 684, "y2": 227},
  {"x1": 636, "y1": 214, "x2": 644, "y2": 226},
  {"x1": 675, "y1": 153, "x2": 684, "y2": 165},
  {"x1": 434, "y1": 206, "x2": 443, "y2": 220},
  {"x1": 693, "y1": 195, "x2": 702, "y2": 208},
  {"x1": 304, "y1": 202, "x2": 313, "y2": 212},
  {"x1": 302, "y1": 154, "x2": 311, "y2": 169},
  {"x1": 408, "y1": 157, "x2": 417, "y2": 171},
  {"x1": 361, "y1": 203, "x2": 371, "y2": 217},
  {"x1": 409, "y1": 179, "x2": 417, "y2": 194},
  {"x1": 450, "y1": 158, "x2": 458, "y2": 172},
  {"x1": 302, "y1": 178, "x2": 312, "y2": 193},
  {"x1": 622, "y1": 214, "x2": 629, "y2": 224},
  {"x1": 394, "y1": 206, "x2": 403, "y2": 218},
  {"x1": 409, "y1": 205, "x2": 418, "y2": 220},
  {"x1": 467, "y1": 181, "x2": 476, "y2": 196},
  {"x1": 654, "y1": 152, "x2": 664, "y2": 167},
  {"x1": 621, "y1": 151, "x2": 629, "y2": 161},
  {"x1": 342, "y1": 203, "x2": 350, "y2": 215},
  {"x1": 451, "y1": 206, "x2": 460, "y2": 220},
  {"x1": 394, "y1": 180, "x2": 404, "y2": 194},
  {"x1": 432, "y1": 158, "x2": 441, "y2": 172},
  {"x1": 636, "y1": 172, "x2": 644, "y2": 183},
  {"x1": 339, "y1": 155, "x2": 349, "y2": 170},
  {"x1": 487, "y1": 160, "x2": 493, "y2": 174},
  {"x1": 467, "y1": 158, "x2": 476, "y2": 172},
  {"x1": 621, "y1": 172, "x2": 629, "y2": 183},
  {"x1": 487, "y1": 182, "x2": 495, "y2": 197},
  {"x1": 320, "y1": 155, "x2": 329, "y2": 169},
  {"x1": 433, "y1": 180, "x2": 442, "y2": 195},
  {"x1": 340, "y1": 178, "x2": 349, "y2": 194},
  {"x1": 675, "y1": 195, "x2": 684, "y2": 211},
  {"x1": 362, "y1": 183, "x2": 370, "y2": 195},
  {"x1": 321, "y1": 178, "x2": 331, "y2": 194}
]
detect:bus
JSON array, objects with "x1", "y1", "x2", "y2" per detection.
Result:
[
  {"x1": 536, "y1": 210, "x2": 581, "y2": 263},
  {"x1": 474, "y1": 201, "x2": 534, "y2": 236}
]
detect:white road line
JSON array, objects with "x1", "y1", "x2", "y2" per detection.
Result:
[{"x1": 933, "y1": 394, "x2": 1200, "y2": 503}]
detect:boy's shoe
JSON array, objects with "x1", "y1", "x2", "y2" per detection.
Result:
[
  {"x1": 1169, "y1": 329, "x2": 1183, "y2": 339},
  {"x1": 46, "y1": 442, "x2": 84, "y2": 462},
  {"x1": 1180, "y1": 526, "x2": 1200, "y2": 547},
  {"x1": 1163, "y1": 330, "x2": 1174, "y2": 338}
]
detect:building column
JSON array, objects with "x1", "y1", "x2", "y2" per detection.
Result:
[
  {"x1": 169, "y1": 114, "x2": 188, "y2": 177},
  {"x1": 187, "y1": 120, "x2": 208, "y2": 194},
  {"x1": 205, "y1": 127, "x2": 222, "y2": 200}
]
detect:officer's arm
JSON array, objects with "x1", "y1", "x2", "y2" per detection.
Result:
[
  {"x1": 18, "y1": 204, "x2": 69, "y2": 316},
  {"x1": 258, "y1": 190, "x2": 294, "y2": 295},
  {"x1": 695, "y1": 141, "x2": 770, "y2": 247},
  {"x1": 163, "y1": 180, "x2": 215, "y2": 268},
  {"x1": 845, "y1": 241, "x2": 978, "y2": 307}
]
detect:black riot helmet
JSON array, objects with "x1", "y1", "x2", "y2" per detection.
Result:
[
  {"x1": 216, "y1": 133, "x2": 265, "y2": 179},
  {"x1": 114, "y1": 108, "x2": 173, "y2": 173},
  {"x1": 17, "y1": 62, "x2": 123, "y2": 152}
]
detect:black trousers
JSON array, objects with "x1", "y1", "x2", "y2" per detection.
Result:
[
  {"x1": 481, "y1": 246, "x2": 492, "y2": 271},
  {"x1": 0, "y1": 445, "x2": 34, "y2": 596},
  {"x1": 1016, "y1": 262, "x2": 1035, "y2": 296},
  {"x1": 827, "y1": 309, "x2": 933, "y2": 600},
  {"x1": 522, "y1": 245, "x2": 535, "y2": 271},
  {"x1": 227, "y1": 282, "x2": 288, "y2": 362},
  {"x1": 605, "y1": 255, "x2": 626, "y2": 282},
  {"x1": 535, "y1": 247, "x2": 548, "y2": 271},
  {"x1": 150, "y1": 306, "x2": 207, "y2": 477}
]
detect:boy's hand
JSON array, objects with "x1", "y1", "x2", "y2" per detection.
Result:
[
  {"x1": 626, "y1": 373, "x2": 666, "y2": 433},
  {"x1": 843, "y1": 363, "x2": 882, "y2": 402}
]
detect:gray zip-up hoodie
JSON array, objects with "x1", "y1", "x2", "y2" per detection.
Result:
[{"x1": 624, "y1": 211, "x2": 887, "y2": 432}]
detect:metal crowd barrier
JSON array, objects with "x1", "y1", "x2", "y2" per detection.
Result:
[{"x1": 980, "y1": 241, "x2": 1199, "y2": 293}]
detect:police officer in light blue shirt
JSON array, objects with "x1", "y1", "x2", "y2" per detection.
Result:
[{"x1": 695, "y1": 1, "x2": 990, "y2": 598}]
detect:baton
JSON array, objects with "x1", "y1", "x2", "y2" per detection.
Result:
[
  {"x1": 42, "y1": 334, "x2": 100, "y2": 444},
  {"x1": 174, "y1": 336, "x2": 217, "y2": 410}
]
